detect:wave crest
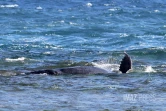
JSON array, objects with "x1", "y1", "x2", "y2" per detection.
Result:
[
  {"x1": 5, "y1": 57, "x2": 26, "y2": 62},
  {"x1": 0, "y1": 4, "x2": 18, "y2": 8}
]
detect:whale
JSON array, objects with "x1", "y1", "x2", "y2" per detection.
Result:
[{"x1": 27, "y1": 53, "x2": 132, "y2": 75}]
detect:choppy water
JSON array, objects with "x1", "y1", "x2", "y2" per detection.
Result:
[{"x1": 0, "y1": 0, "x2": 166, "y2": 110}]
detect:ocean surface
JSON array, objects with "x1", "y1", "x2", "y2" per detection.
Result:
[{"x1": 0, "y1": 0, "x2": 166, "y2": 110}]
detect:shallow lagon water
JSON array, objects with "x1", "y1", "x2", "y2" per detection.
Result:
[{"x1": 0, "y1": 0, "x2": 166, "y2": 111}]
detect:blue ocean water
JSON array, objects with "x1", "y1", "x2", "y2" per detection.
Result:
[{"x1": 0, "y1": 0, "x2": 166, "y2": 110}]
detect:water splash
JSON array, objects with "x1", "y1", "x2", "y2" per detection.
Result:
[
  {"x1": 92, "y1": 62, "x2": 119, "y2": 73},
  {"x1": 145, "y1": 66, "x2": 156, "y2": 73}
]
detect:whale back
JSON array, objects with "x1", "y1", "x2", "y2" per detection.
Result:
[
  {"x1": 27, "y1": 53, "x2": 132, "y2": 75},
  {"x1": 119, "y1": 53, "x2": 132, "y2": 73}
]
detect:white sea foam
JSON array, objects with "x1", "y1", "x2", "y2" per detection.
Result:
[
  {"x1": 60, "y1": 20, "x2": 65, "y2": 23},
  {"x1": 86, "y1": 3, "x2": 92, "y2": 7},
  {"x1": 154, "y1": 10, "x2": 160, "y2": 13},
  {"x1": 36, "y1": 6, "x2": 42, "y2": 10},
  {"x1": 145, "y1": 66, "x2": 156, "y2": 73},
  {"x1": 109, "y1": 8, "x2": 117, "y2": 11},
  {"x1": 5, "y1": 57, "x2": 26, "y2": 62},
  {"x1": 104, "y1": 4, "x2": 110, "y2": 6},
  {"x1": 92, "y1": 62, "x2": 119, "y2": 73},
  {"x1": 120, "y1": 33, "x2": 129, "y2": 37},
  {"x1": 105, "y1": 22, "x2": 110, "y2": 24},
  {"x1": 58, "y1": 9, "x2": 63, "y2": 12},
  {"x1": 69, "y1": 22, "x2": 77, "y2": 25},
  {"x1": 0, "y1": 4, "x2": 18, "y2": 8},
  {"x1": 43, "y1": 51, "x2": 54, "y2": 55}
]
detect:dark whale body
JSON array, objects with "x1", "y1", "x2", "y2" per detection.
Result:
[
  {"x1": 29, "y1": 66, "x2": 108, "y2": 75},
  {"x1": 27, "y1": 53, "x2": 132, "y2": 75}
]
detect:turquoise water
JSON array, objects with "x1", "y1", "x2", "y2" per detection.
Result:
[{"x1": 0, "y1": 0, "x2": 166, "y2": 110}]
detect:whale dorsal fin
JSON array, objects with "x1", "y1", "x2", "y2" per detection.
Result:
[{"x1": 119, "y1": 52, "x2": 132, "y2": 73}]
